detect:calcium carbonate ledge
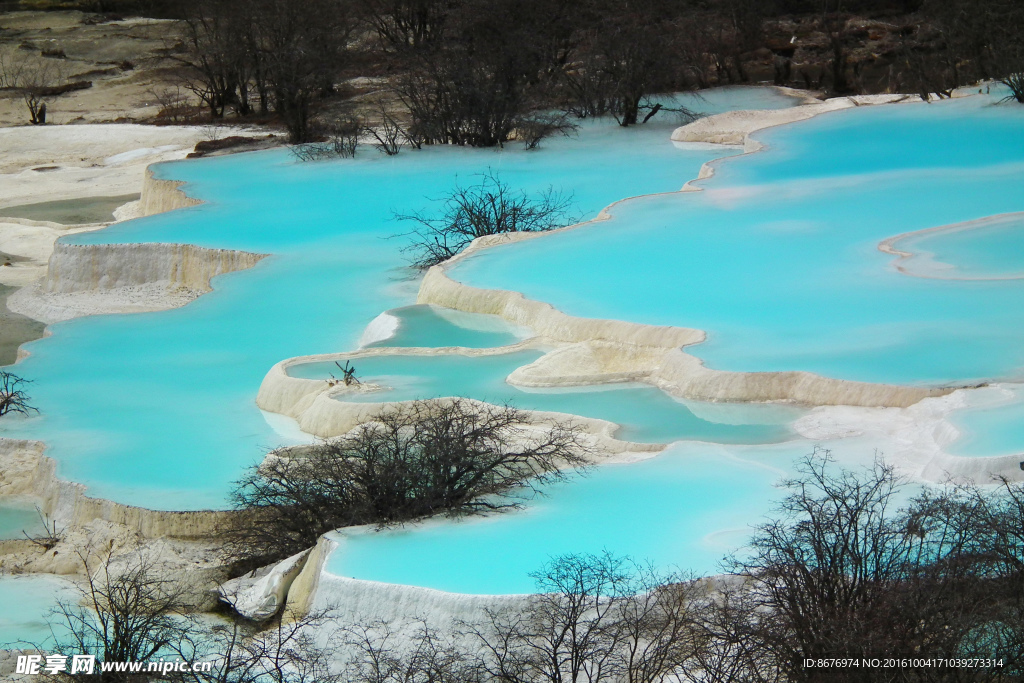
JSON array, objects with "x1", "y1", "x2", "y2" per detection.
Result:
[
  {"x1": 879, "y1": 211, "x2": 1024, "y2": 281},
  {"x1": 285, "y1": 533, "x2": 528, "y2": 629},
  {"x1": 416, "y1": 265, "x2": 950, "y2": 409},
  {"x1": 257, "y1": 343, "x2": 665, "y2": 461}
]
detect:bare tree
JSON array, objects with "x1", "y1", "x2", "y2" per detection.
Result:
[
  {"x1": 192, "y1": 609, "x2": 342, "y2": 683},
  {"x1": 394, "y1": 171, "x2": 578, "y2": 268},
  {"x1": 714, "y1": 449, "x2": 1016, "y2": 683},
  {"x1": 562, "y1": 0, "x2": 696, "y2": 126},
  {"x1": 0, "y1": 50, "x2": 29, "y2": 89},
  {"x1": 392, "y1": 0, "x2": 578, "y2": 147},
  {"x1": 7, "y1": 54, "x2": 69, "y2": 124},
  {"x1": 178, "y1": 0, "x2": 355, "y2": 140},
  {"x1": 229, "y1": 399, "x2": 590, "y2": 565},
  {"x1": 364, "y1": 95, "x2": 414, "y2": 155},
  {"x1": 49, "y1": 554, "x2": 195, "y2": 682},
  {"x1": 291, "y1": 115, "x2": 362, "y2": 161},
  {"x1": 338, "y1": 619, "x2": 482, "y2": 683},
  {"x1": 471, "y1": 552, "x2": 703, "y2": 683},
  {"x1": 821, "y1": 0, "x2": 852, "y2": 94},
  {"x1": 358, "y1": 0, "x2": 454, "y2": 51},
  {"x1": 0, "y1": 370, "x2": 36, "y2": 417},
  {"x1": 22, "y1": 506, "x2": 64, "y2": 551}
]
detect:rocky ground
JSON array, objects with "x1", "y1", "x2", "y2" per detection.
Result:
[{"x1": 0, "y1": 10, "x2": 191, "y2": 126}]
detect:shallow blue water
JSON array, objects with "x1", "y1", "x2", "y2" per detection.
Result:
[
  {"x1": 326, "y1": 444, "x2": 786, "y2": 594},
  {"x1": 0, "y1": 87, "x2": 799, "y2": 509},
  {"x1": 0, "y1": 503, "x2": 43, "y2": 540},
  {"x1": 949, "y1": 385, "x2": 1024, "y2": 458},
  {"x1": 0, "y1": 575, "x2": 75, "y2": 648},
  {"x1": 451, "y1": 95, "x2": 1024, "y2": 386},
  {"x1": 290, "y1": 350, "x2": 801, "y2": 444},
  {"x1": 892, "y1": 213, "x2": 1024, "y2": 280}
]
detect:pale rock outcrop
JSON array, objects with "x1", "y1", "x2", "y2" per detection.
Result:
[
  {"x1": 256, "y1": 348, "x2": 663, "y2": 460},
  {"x1": 8, "y1": 242, "x2": 267, "y2": 323},
  {"x1": 42, "y1": 241, "x2": 264, "y2": 294},
  {"x1": 0, "y1": 518, "x2": 140, "y2": 576},
  {"x1": 284, "y1": 536, "x2": 336, "y2": 618},
  {"x1": 137, "y1": 169, "x2": 201, "y2": 217},
  {"x1": 219, "y1": 549, "x2": 311, "y2": 621},
  {"x1": 671, "y1": 94, "x2": 912, "y2": 151}
]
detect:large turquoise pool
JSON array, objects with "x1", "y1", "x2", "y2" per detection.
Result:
[
  {"x1": 450, "y1": 94, "x2": 1024, "y2": 386},
  {"x1": 3, "y1": 86, "x2": 1024, "y2": 602},
  {"x1": 0, "y1": 88, "x2": 799, "y2": 509},
  {"x1": 326, "y1": 443, "x2": 787, "y2": 593}
]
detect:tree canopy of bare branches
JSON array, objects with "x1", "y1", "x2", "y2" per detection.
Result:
[
  {"x1": 470, "y1": 552, "x2": 705, "y2": 683},
  {"x1": 229, "y1": 399, "x2": 590, "y2": 565},
  {"x1": 704, "y1": 450, "x2": 1024, "y2": 683},
  {"x1": 178, "y1": 0, "x2": 355, "y2": 141},
  {"x1": 0, "y1": 370, "x2": 36, "y2": 418},
  {"x1": 190, "y1": 609, "x2": 343, "y2": 683},
  {"x1": 48, "y1": 555, "x2": 195, "y2": 683},
  {"x1": 395, "y1": 171, "x2": 578, "y2": 268}
]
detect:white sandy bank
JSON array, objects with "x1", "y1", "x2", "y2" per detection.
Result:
[
  {"x1": 0, "y1": 123, "x2": 258, "y2": 209},
  {"x1": 671, "y1": 93, "x2": 912, "y2": 150}
]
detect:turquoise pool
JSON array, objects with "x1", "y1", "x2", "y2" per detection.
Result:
[
  {"x1": 0, "y1": 87, "x2": 800, "y2": 509},
  {"x1": 0, "y1": 503, "x2": 44, "y2": 540},
  {"x1": 949, "y1": 384, "x2": 1024, "y2": 458},
  {"x1": 0, "y1": 575, "x2": 77, "y2": 648},
  {"x1": 289, "y1": 350, "x2": 802, "y2": 444},
  {"x1": 325, "y1": 443, "x2": 787, "y2": 593},
  {"x1": 450, "y1": 94, "x2": 1024, "y2": 386}
]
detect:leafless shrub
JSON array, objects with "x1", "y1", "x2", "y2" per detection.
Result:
[
  {"x1": 394, "y1": 170, "x2": 579, "y2": 268},
  {"x1": 152, "y1": 85, "x2": 199, "y2": 124},
  {"x1": 47, "y1": 554, "x2": 196, "y2": 681},
  {"x1": 365, "y1": 96, "x2": 413, "y2": 155},
  {"x1": 339, "y1": 620, "x2": 482, "y2": 683},
  {"x1": 228, "y1": 398, "x2": 590, "y2": 565},
  {"x1": 22, "y1": 506, "x2": 63, "y2": 551},
  {"x1": 193, "y1": 608, "x2": 342, "y2": 683},
  {"x1": 515, "y1": 113, "x2": 577, "y2": 150},
  {"x1": 0, "y1": 53, "x2": 69, "y2": 124},
  {"x1": 1000, "y1": 73, "x2": 1024, "y2": 103},
  {"x1": 291, "y1": 116, "x2": 362, "y2": 161},
  {"x1": 0, "y1": 370, "x2": 36, "y2": 417},
  {"x1": 0, "y1": 51, "x2": 29, "y2": 88},
  {"x1": 469, "y1": 551, "x2": 705, "y2": 683}
]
